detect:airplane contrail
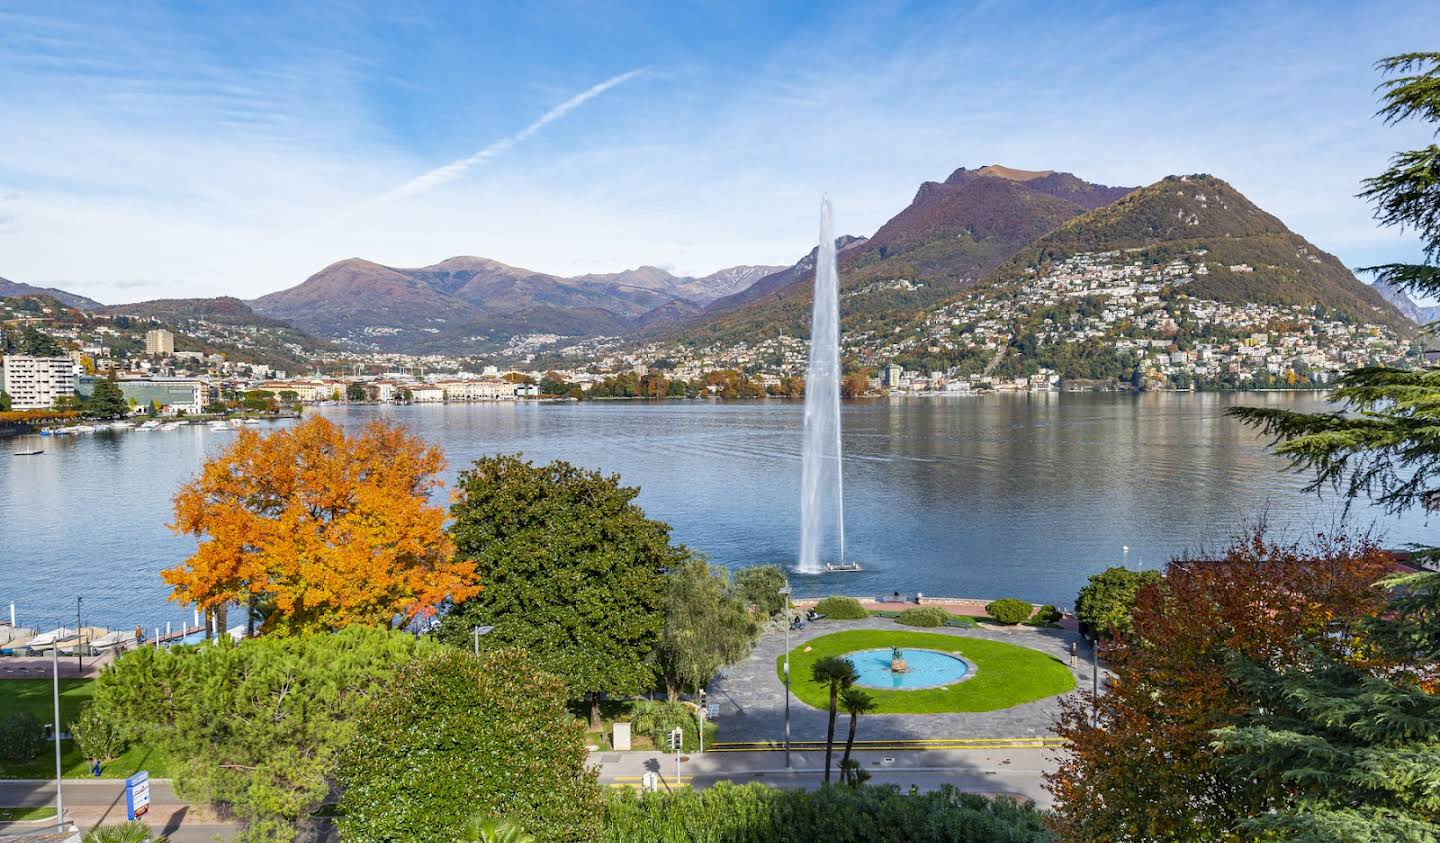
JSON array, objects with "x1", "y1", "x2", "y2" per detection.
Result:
[{"x1": 363, "y1": 69, "x2": 645, "y2": 210}]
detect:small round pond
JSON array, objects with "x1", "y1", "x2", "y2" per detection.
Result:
[{"x1": 846, "y1": 648, "x2": 972, "y2": 690}]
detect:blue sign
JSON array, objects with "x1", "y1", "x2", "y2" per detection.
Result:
[{"x1": 125, "y1": 770, "x2": 150, "y2": 820}]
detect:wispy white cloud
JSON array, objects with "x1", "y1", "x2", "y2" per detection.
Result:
[{"x1": 350, "y1": 69, "x2": 647, "y2": 216}]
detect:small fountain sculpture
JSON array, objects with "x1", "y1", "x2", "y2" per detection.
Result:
[{"x1": 890, "y1": 646, "x2": 909, "y2": 674}]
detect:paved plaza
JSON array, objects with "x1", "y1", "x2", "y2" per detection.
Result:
[{"x1": 707, "y1": 616, "x2": 1092, "y2": 742}]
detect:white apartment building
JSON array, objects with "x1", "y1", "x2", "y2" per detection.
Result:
[
  {"x1": 145, "y1": 328, "x2": 175, "y2": 356},
  {"x1": 2, "y1": 355, "x2": 78, "y2": 410}
]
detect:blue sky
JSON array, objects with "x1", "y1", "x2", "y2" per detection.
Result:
[{"x1": 1, "y1": 0, "x2": 1437, "y2": 302}]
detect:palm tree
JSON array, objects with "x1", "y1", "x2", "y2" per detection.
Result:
[
  {"x1": 838, "y1": 686, "x2": 877, "y2": 785},
  {"x1": 458, "y1": 816, "x2": 535, "y2": 843},
  {"x1": 81, "y1": 823, "x2": 153, "y2": 843},
  {"x1": 809, "y1": 655, "x2": 858, "y2": 783}
]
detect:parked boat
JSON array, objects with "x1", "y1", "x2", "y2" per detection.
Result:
[
  {"x1": 12, "y1": 450, "x2": 43, "y2": 456},
  {"x1": 138, "y1": 420, "x2": 161, "y2": 430},
  {"x1": 0, "y1": 628, "x2": 37, "y2": 655},
  {"x1": 242, "y1": 419, "x2": 261, "y2": 426},
  {"x1": 72, "y1": 425, "x2": 97, "y2": 433},
  {"x1": 159, "y1": 422, "x2": 180, "y2": 431},
  {"x1": 22, "y1": 627, "x2": 77, "y2": 655}
]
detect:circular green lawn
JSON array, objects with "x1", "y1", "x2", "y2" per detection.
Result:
[{"x1": 777, "y1": 629, "x2": 1075, "y2": 714}]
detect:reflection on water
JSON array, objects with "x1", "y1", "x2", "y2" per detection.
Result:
[{"x1": 3, "y1": 392, "x2": 1430, "y2": 629}]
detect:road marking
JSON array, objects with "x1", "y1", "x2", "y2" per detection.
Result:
[{"x1": 707, "y1": 738, "x2": 1063, "y2": 752}]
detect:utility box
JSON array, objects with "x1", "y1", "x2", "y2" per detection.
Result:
[{"x1": 612, "y1": 721, "x2": 632, "y2": 751}]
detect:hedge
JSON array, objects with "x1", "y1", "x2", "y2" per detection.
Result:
[
  {"x1": 602, "y1": 781, "x2": 1053, "y2": 842},
  {"x1": 985, "y1": 598, "x2": 1034, "y2": 625},
  {"x1": 895, "y1": 606, "x2": 953, "y2": 628},
  {"x1": 813, "y1": 596, "x2": 867, "y2": 620}
]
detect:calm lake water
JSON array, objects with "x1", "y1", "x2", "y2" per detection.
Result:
[{"x1": 3, "y1": 393, "x2": 1433, "y2": 631}]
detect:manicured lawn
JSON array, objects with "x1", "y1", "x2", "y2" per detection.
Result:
[
  {"x1": 0, "y1": 806, "x2": 59, "y2": 821},
  {"x1": 0, "y1": 679, "x2": 95, "y2": 731},
  {"x1": 776, "y1": 630, "x2": 1075, "y2": 714},
  {"x1": 0, "y1": 679, "x2": 173, "y2": 779},
  {"x1": 0, "y1": 738, "x2": 174, "y2": 780}
]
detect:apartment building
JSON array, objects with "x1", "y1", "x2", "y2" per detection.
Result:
[{"x1": 1, "y1": 355, "x2": 78, "y2": 410}]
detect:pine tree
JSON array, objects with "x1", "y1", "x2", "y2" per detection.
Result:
[{"x1": 1221, "y1": 52, "x2": 1440, "y2": 840}]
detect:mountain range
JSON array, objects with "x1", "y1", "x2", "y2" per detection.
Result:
[
  {"x1": 245, "y1": 257, "x2": 784, "y2": 352},
  {"x1": 1371, "y1": 278, "x2": 1440, "y2": 325},
  {"x1": 1, "y1": 163, "x2": 1410, "y2": 357},
  {"x1": 0, "y1": 276, "x2": 101, "y2": 310}
]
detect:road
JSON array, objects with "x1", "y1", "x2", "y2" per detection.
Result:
[
  {"x1": 0, "y1": 779, "x2": 239, "y2": 842},
  {"x1": 596, "y1": 747, "x2": 1058, "y2": 808},
  {"x1": 0, "y1": 747, "x2": 1054, "y2": 839}
]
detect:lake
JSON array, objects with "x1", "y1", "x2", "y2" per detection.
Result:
[{"x1": 3, "y1": 392, "x2": 1431, "y2": 631}]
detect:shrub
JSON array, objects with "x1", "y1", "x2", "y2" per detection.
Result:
[
  {"x1": 985, "y1": 598, "x2": 1034, "y2": 625},
  {"x1": 601, "y1": 781, "x2": 1052, "y2": 842},
  {"x1": 813, "y1": 596, "x2": 867, "y2": 620},
  {"x1": 73, "y1": 704, "x2": 129, "y2": 763},
  {"x1": 1075, "y1": 567, "x2": 1163, "y2": 638},
  {"x1": 1035, "y1": 604, "x2": 1063, "y2": 624},
  {"x1": 89, "y1": 626, "x2": 436, "y2": 842},
  {"x1": 895, "y1": 606, "x2": 952, "y2": 627},
  {"x1": 81, "y1": 822, "x2": 152, "y2": 843},
  {"x1": 337, "y1": 648, "x2": 604, "y2": 843},
  {"x1": 0, "y1": 712, "x2": 46, "y2": 763},
  {"x1": 630, "y1": 701, "x2": 717, "y2": 753}
]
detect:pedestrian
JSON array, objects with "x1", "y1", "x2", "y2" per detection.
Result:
[{"x1": 1069, "y1": 641, "x2": 1078, "y2": 668}]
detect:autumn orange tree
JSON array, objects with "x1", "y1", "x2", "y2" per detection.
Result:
[
  {"x1": 1047, "y1": 530, "x2": 1394, "y2": 841},
  {"x1": 166, "y1": 416, "x2": 478, "y2": 634}
]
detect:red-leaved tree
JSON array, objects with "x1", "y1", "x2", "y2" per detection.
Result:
[{"x1": 1047, "y1": 529, "x2": 1394, "y2": 841}]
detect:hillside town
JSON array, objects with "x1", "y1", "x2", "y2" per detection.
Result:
[{"x1": 1, "y1": 249, "x2": 1425, "y2": 416}]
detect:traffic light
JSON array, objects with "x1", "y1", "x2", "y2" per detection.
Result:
[{"x1": 668, "y1": 728, "x2": 682, "y2": 752}]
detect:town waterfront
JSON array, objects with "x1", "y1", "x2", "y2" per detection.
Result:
[{"x1": 3, "y1": 391, "x2": 1430, "y2": 630}]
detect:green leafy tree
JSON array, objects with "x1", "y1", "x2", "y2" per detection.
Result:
[
  {"x1": 809, "y1": 656, "x2": 858, "y2": 783},
  {"x1": 0, "y1": 391, "x2": 10, "y2": 411},
  {"x1": 337, "y1": 648, "x2": 603, "y2": 843},
  {"x1": 72, "y1": 704, "x2": 128, "y2": 764},
  {"x1": 88, "y1": 627, "x2": 435, "y2": 843},
  {"x1": 437, "y1": 455, "x2": 684, "y2": 726},
  {"x1": 0, "y1": 713, "x2": 45, "y2": 762},
  {"x1": 538, "y1": 372, "x2": 570, "y2": 396},
  {"x1": 345, "y1": 383, "x2": 366, "y2": 401},
  {"x1": 731, "y1": 564, "x2": 789, "y2": 616},
  {"x1": 837, "y1": 687, "x2": 877, "y2": 785},
  {"x1": 52, "y1": 394, "x2": 84, "y2": 413},
  {"x1": 1074, "y1": 566, "x2": 1162, "y2": 638},
  {"x1": 85, "y1": 376, "x2": 130, "y2": 419},
  {"x1": 655, "y1": 555, "x2": 758, "y2": 701}
]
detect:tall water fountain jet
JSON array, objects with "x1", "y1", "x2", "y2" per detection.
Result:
[{"x1": 798, "y1": 195, "x2": 844, "y2": 574}]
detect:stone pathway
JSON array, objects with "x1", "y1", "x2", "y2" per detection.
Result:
[{"x1": 707, "y1": 617, "x2": 1092, "y2": 742}]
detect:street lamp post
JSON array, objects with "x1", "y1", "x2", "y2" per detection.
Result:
[
  {"x1": 52, "y1": 642, "x2": 63, "y2": 831},
  {"x1": 472, "y1": 625, "x2": 495, "y2": 658},
  {"x1": 778, "y1": 585, "x2": 793, "y2": 770},
  {"x1": 75, "y1": 596, "x2": 83, "y2": 673}
]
